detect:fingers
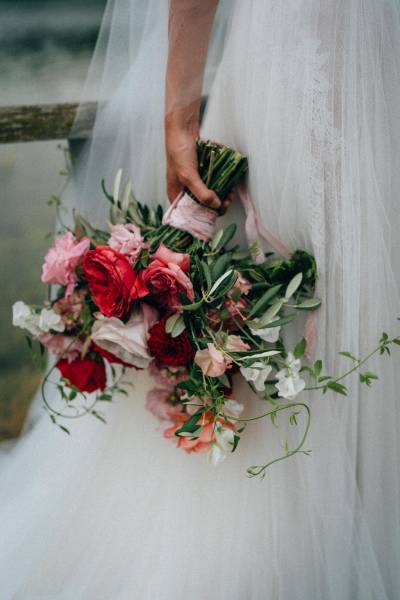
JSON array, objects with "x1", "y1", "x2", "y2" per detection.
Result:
[
  {"x1": 219, "y1": 190, "x2": 235, "y2": 215},
  {"x1": 180, "y1": 168, "x2": 221, "y2": 210}
]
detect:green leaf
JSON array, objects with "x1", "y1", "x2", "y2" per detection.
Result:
[
  {"x1": 257, "y1": 300, "x2": 284, "y2": 327},
  {"x1": 338, "y1": 351, "x2": 358, "y2": 362},
  {"x1": 214, "y1": 223, "x2": 237, "y2": 251},
  {"x1": 247, "y1": 284, "x2": 282, "y2": 318},
  {"x1": 180, "y1": 299, "x2": 204, "y2": 312},
  {"x1": 58, "y1": 424, "x2": 70, "y2": 435},
  {"x1": 200, "y1": 261, "x2": 212, "y2": 289},
  {"x1": 175, "y1": 409, "x2": 204, "y2": 436},
  {"x1": 359, "y1": 371, "x2": 379, "y2": 387},
  {"x1": 285, "y1": 273, "x2": 303, "y2": 300},
  {"x1": 210, "y1": 253, "x2": 231, "y2": 281},
  {"x1": 294, "y1": 338, "x2": 307, "y2": 359},
  {"x1": 210, "y1": 228, "x2": 224, "y2": 251},
  {"x1": 295, "y1": 298, "x2": 322, "y2": 311},
  {"x1": 218, "y1": 374, "x2": 231, "y2": 388},
  {"x1": 327, "y1": 381, "x2": 348, "y2": 395},
  {"x1": 176, "y1": 380, "x2": 200, "y2": 395},
  {"x1": 165, "y1": 313, "x2": 186, "y2": 337},
  {"x1": 98, "y1": 393, "x2": 112, "y2": 402},
  {"x1": 313, "y1": 360, "x2": 322, "y2": 376},
  {"x1": 209, "y1": 269, "x2": 235, "y2": 296},
  {"x1": 232, "y1": 434, "x2": 240, "y2": 453}
]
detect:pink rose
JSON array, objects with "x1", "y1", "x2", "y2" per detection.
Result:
[
  {"x1": 108, "y1": 223, "x2": 147, "y2": 265},
  {"x1": 38, "y1": 333, "x2": 83, "y2": 363},
  {"x1": 194, "y1": 343, "x2": 231, "y2": 377},
  {"x1": 153, "y1": 243, "x2": 190, "y2": 272},
  {"x1": 41, "y1": 232, "x2": 90, "y2": 296},
  {"x1": 142, "y1": 243, "x2": 194, "y2": 309}
]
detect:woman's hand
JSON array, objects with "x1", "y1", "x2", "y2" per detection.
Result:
[{"x1": 165, "y1": 117, "x2": 234, "y2": 213}]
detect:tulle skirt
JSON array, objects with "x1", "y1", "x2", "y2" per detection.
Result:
[{"x1": 1, "y1": 1, "x2": 400, "y2": 598}]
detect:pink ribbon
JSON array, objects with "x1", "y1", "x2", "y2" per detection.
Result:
[{"x1": 162, "y1": 186, "x2": 317, "y2": 357}]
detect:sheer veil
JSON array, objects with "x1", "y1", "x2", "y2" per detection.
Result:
[{"x1": 2, "y1": 1, "x2": 399, "y2": 598}]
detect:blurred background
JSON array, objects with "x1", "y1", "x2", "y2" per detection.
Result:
[{"x1": 0, "y1": 0, "x2": 106, "y2": 438}]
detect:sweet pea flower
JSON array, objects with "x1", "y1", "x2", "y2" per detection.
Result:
[
  {"x1": 108, "y1": 223, "x2": 147, "y2": 265},
  {"x1": 229, "y1": 274, "x2": 252, "y2": 297},
  {"x1": 225, "y1": 335, "x2": 250, "y2": 352},
  {"x1": 275, "y1": 352, "x2": 305, "y2": 400},
  {"x1": 38, "y1": 333, "x2": 83, "y2": 363},
  {"x1": 145, "y1": 387, "x2": 183, "y2": 424},
  {"x1": 12, "y1": 301, "x2": 41, "y2": 336},
  {"x1": 240, "y1": 361, "x2": 272, "y2": 392},
  {"x1": 194, "y1": 343, "x2": 230, "y2": 377},
  {"x1": 38, "y1": 308, "x2": 65, "y2": 333},
  {"x1": 249, "y1": 316, "x2": 281, "y2": 343},
  {"x1": 41, "y1": 232, "x2": 90, "y2": 295}
]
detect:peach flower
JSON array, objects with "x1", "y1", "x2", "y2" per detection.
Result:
[{"x1": 194, "y1": 343, "x2": 230, "y2": 377}]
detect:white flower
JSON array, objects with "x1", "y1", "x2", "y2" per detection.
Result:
[
  {"x1": 223, "y1": 399, "x2": 244, "y2": 418},
  {"x1": 38, "y1": 308, "x2": 65, "y2": 333},
  {"x1": 249, "y1": 317, "x2": 281, "y2": 343},
  {"x1": 208, "y1": 424, "x2": 236, "y2": 466},
  {"x1": 12, "y1": 301, "x2": 41, "y2": 337},
  {"x1": 275, "y1": 352, "x2": 305, "y2": 400},
  {"x1": 240, "y1": 361, "x2": 272, "y2": 392},
  {"x1": 91, "y1": 304, "x2": 158, "y2": 369}
]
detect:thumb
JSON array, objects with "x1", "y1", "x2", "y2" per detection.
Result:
[{"x1": 181, "y1": 169, "x2": 221, "y2": 210}]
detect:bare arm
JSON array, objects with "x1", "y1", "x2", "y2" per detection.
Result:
[{"x1": 165, "y1": 0, "x2": 221, "y2": 209}]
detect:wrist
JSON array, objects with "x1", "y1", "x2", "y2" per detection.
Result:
[{"x1": 165, "y1": 101, "x2": 200, "y2": 139}]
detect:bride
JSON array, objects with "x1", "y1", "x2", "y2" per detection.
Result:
[{"x1": 1, "y1": 1, "x2": 400, "y2": 598}]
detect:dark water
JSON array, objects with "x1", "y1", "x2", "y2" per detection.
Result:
[{"x1": 0, "y1": 0, "x2": 105, "y2": 436}]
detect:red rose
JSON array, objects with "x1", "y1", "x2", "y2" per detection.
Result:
[
  {"x1": 141, "y1": 243, "x2": 194, "y2": 309},
  {"x1": 83, "y1": 246, "x2": 148, "y2": 318},
  {"x1": 148, "y1": 316, "x2": 194, "y2": 367},
  {"x1": 57, "y1": 357, "x2": 106, "y2": 393}
]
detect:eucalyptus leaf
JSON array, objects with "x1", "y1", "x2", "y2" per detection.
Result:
[
  {"x1": 209, "y1": 269, "x2": 234, "y2": 296},
  {"x1": 295, "y1": 298, "x2": 322, "y2": 310},
  {"x1": 113, "y1": 169, "x2": 123, "y2": 201},
  {"x1": 258, "y1": 300, "x2": 284, "y2": 327},
  {"x1": 247, "y1": 284, "x2": 282, "y2": 318},
  {"x1": 285, "y1": 273, "x2": 303, "y2": 300}
]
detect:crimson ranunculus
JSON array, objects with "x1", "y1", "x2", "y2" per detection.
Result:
[
  {"x1": 141, "y1": 243, "x2": 194, "y2": 309},
  {"x1": 83, "y1": 246, "x2": 148, "y2": 318},
  {"x1": 57, "y1": 357, "x2": 106, "y2": 393},
  {"x1": 148, "y1": 317, "x2": 194, "y2": 367}
]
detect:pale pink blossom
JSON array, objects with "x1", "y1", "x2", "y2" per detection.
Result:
[
  {"x1": 194, "y1": 343, "x2": 230, "y2": 377},
  {"x1": 146, "y1": 387, "x2": 183, "y2": 423},
  {"x1": 53, "y1": 289, "x2": 86, "y2": 329},
  {"x1": 108, "y1": 223, "x2": 147, "y2": 265},
  {"x1": 225, "y1": 335, "x2": 250, "y2": 352},
  {"x1": 229, "y1": 274, "x2": 252, "y2": 297},
  {"x1": 41, "y1": 232, "x2": 90, "y2": 295},
  {"x1": 149, "y1": 363, "x2": 188, "y2": 388},
  {"x1": 38, "y1": 333, "x2": 83, "y2": 363}
]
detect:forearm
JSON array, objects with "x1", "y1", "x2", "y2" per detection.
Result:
[{"x1": 165, "y1": 0, "x2": 219, "y2": 136}]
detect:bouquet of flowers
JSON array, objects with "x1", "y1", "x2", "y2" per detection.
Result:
[{"x1": 13, "y1": 140, "x2": 399, "y2": 477}]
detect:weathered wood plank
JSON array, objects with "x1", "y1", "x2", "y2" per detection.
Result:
[{"x1": 0, "y1": 102, "x2": 97, "y2": 144}]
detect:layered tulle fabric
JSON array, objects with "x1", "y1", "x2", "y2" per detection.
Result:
[{"x1": 1, "y1": 1, "x2": 400, "y2": 598}]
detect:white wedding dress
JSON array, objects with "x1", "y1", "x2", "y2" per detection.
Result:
[{"x1": 1, "y1": 1, "x2": 400, "y2": 598}]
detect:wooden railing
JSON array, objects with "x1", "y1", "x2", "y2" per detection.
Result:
[{"x1": 0, "y1": 101, "x2": 96, "y2": 144}]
